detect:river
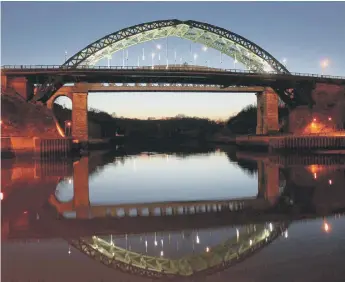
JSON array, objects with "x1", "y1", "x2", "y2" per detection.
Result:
[{"x1": 2, "y1": 146, "x2": 345, "y2": 282}]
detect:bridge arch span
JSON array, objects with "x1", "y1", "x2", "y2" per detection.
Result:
[
  {"x1": 63, "y1": 19, "x2": 289, "y2": 74},
  {"x1": 47, "y1": 92, "x2": 73, "y2": 137}
]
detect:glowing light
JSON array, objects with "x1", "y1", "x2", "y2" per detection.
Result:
[
  {"x1": 196, "y1": 235, "x2": 200, "y2": 244},
  {"x1": 321, "y1": 59, "x2": 329, "y2": 68},
  {"x1": 68, "y1": 246, "x2": 71, "y2": 255},
  {"x1": 269, "y1": 223, "x2": 273, "y2": 232},
  {"x1": 202, "y1": 46, "x2": 208, "y2": 51},
  {"x1": 0, "y1": 192, "x2": 3, "y2": 200},
  {"x1": 323, "y1": 221, "x2": 331, "y2": 233},
  {"x1": 154, "y1": 240, "x2": 158, "y2": 246},
  {"x1": 236, "y1": 228, "x2": 239, "y2": 241},
  {"x1": 249, "y1": 239, "x2": 253, "y2": 246},
  {"x1": 24, "y1": 211, "x2": 28, "y2": 214},
  {"x1": 160, "y1": 251, "x2": 164, "y2": 257},
  {"x1": 68, "y1": 179, "x2": 72, "y2": 184},
  {"x1": 0, "y1": 120, "x2": 2, "y2": 125},
  {"x1": 67, "y1": 121, "x2": 71, "y2": 127},
  {"x1": 284, "y1": 230, "x2": 288, "y2": 238},
  {"x1": 329, "y1": 179, "x2": 333, "y2": 185},
  {"x1": 161, "y1": 239, "x2": 164, "y2": 246},
  {"x1": 328, "y1": 117, "x2": 332, "y2": 121},
  {"x1": 314, "y1": 173, "x2": 317, "y2": 179},
  {"x1": 313, "y1": 118, "x2": 317, "y2": 122},
  {"x1": 193, "y1": 53, "x2": 198, "y2": 60},
  {"x1": 205, "y1": 247, "x2": 210, "y2": 252},
  {"x1": 156, "y1": 44, "x2": 161, "y2": 50},
  {"x1": 282, "y1": 58, "x2": 287, "y2": 64}
]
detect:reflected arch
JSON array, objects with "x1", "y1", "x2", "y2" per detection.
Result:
[
  {"x1": 63, "y1": 19, "x2": 289, "y2": 74},
  {"x1": 69, "y1": 222, "x2": 289, "y2": 279}
]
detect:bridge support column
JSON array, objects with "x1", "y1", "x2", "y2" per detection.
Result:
[
  {"x1": 5, "y1": 76, "x2": 34, "y2": 100},
  {"x1": 256, "y1": 88, "x2": 279, "y2": 135},
  {"x1": 72, "y1": 92, "x2": 89, "y2": 141},
  {"x1": 73, "y1": 157, "x2": 90, "y2": 219},
  {"x1": 257, "y1": 161, "x2": 280, "y2": 204}
]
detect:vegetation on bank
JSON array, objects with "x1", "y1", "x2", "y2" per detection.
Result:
[
  {"x1": 54, "y1": 102, "x2": 289, "y2": 138},
  {"x1": 54, "y1": 104, "x2": 223, "y2": 140}
]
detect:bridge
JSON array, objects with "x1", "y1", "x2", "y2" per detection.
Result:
[{"x1": 1, "y1": 19, "x2": 345, "y2": 139}]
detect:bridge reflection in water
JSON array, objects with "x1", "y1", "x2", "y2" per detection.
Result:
[
  {"x1": 70, "y1": 222, "x2": 288, "y2": 279},
  {"x1": 2, "y1": 149, "x2": 345, "y2": 281}
]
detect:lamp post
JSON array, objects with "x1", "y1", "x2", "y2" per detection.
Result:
[
  {"x1": 156, "y1": 44, "x2": 161, "y2": 62},
  {"x1": 202, "y1": 46, "x2": 207, "y2": 67},
  {"x1": 320, "y1": 59, "x2": 329, "y2": 75},
  {"x1": 193, "y1": 53, "x2": 198, "y2": 65},
  {"x1": 234, "y1": 54, "x2": 238, "y2": 69},
  {"x1": 151, "y1": 52, "x2": 155, "y2": 69},
  {"x1": 282, "y1": 58, "x2": 287, "y2": 67},
  {"x1": 65, "y1": 120, "x2": 72, "y2": 136}
]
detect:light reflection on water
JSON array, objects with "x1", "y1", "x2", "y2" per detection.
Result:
[{"x1": 2, "y1": 148, "x2": 345, "y2": 282}]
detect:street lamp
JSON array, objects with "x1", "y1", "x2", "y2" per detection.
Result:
[
  {"x1": 320, "y1": 59, "x2": 329, "y2": 75},
  {"x1": 151, "y1": 52, "x2": 155, "y2": 69},
  {"x1": 202, "y1": 46, "x2": 208, "y2": 52},
  {"x1": 107, "y1": 54, "x2": 112, "y2": 68},
  {"x1": 156, "y1": 44, "x2": 161, "y2": 62},
  {"x1": 64, "y1": 50, "x2": 67, "y2": 62},
  {"x1": 234, "y1": 54, "x2": 238, "y2": 69},
  {"x1": 193, "y1": 53, "x2": 198, "y2": 65},
  {"x1": 65, "y1": 120, "x2": 72, "y2": 136},
  {"x1": 282, "y1": 58, "x2": 287, "y2": 67}
]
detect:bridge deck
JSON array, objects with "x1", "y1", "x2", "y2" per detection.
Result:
[{"x1": 2, "y1": 66, "x2": 345, "y2": 86}]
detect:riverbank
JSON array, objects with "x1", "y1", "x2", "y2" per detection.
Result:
[{"x1": 212, "y1": 134, "x2": 345, "y2": 153}]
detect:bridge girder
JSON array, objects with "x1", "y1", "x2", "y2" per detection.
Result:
[{"x1": 63, "y1": 19, "x2": 290, "y2": 74}]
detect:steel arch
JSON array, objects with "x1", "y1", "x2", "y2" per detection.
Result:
[
  {"x1": 63, "y1": 19, "x2": 289, "y2": 74},
  {"x1": 69, "y1": 222, "x2": 289, "y2": 279}
]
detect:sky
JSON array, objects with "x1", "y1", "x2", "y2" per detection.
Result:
[{"x1": 2, "y1": 1, "x2": 345, "y2": 119}]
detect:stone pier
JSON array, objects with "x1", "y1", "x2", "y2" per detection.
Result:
[
  {"x1": 256, "y1": 88, "x2": 279, "y2": 135},
  {"x1": 72, "y1": 92, "x2": 89, "y2": 141},
  {"x1": 73, "y1": 157, "x2": 90, "y2": 219}
]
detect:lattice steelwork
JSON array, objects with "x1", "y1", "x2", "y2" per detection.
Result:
[
  {"x1": 63, "y1": 19, "x2": 289, "y2": 74},
  {"x1": 69, "y1": 222, "x2": 288, "y2": 278}
]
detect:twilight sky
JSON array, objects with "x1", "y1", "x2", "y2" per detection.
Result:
[{"x1": 2, "y1": 1, "x2": 345, "y2": 119}]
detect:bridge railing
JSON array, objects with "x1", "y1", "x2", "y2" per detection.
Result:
[{"x1": 2, "y1": 65, "x2": 345, "y2": 80}]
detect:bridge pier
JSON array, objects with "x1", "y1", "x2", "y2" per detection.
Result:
[
  {"x1": 72, "y1": 92, "x2": 89, "y2": 141},
  {"x1": 256, "y1": 88, "x2": 279, "y2": 135},
  {"x1": 73, "y1": 157, "x2": 90, "y2": 218},
  {"x1": 257, "y1": 161, "x2": 280, "y2": 203},
  {"x1": 2, "y1": 76, "x2": 34, "y2": 100}
]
